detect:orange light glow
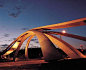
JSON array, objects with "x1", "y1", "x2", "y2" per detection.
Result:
[
  {"x1": 4, "y1": 42, "x2": 20, "y2": 55},
  {"x1": 4, "y1": 50, "x2": 13, "y2": 55},
  {"x1": 12, "y1": 42, "x2": 20, "y2": 49},
  {"x1": 62, "y1": 30, "x2": 66, "y2": 33}
]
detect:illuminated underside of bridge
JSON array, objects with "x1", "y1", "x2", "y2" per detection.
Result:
[{"x1": 1, "y1": 17, "x2": 86, "y2": 61}]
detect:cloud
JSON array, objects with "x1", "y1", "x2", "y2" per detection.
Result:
[
  {"x1": 8, "y1": 11, "x2": 22, "y2": 18},
  {"x1": 6, "y1": 29, "x2": 9, "y2": 30},
  {"x1": 1, "y1": 44, "x2": 9, "y2": 48},
  {"x1": 4, "y1": 39, "x2": 12, "y2": 42},
  {"x1": 31, "y1": 39, "x2": 37, "y2": 41},
  {"x1": 21, "y1": 28, "x2": 29, "y2": 30},
  {"x1": 4, "y1": 38, "x2": 15, "y2": 42},
  {"x1": 4, "y1": 34, "x2": 9, "y2": 37},
  {"x1": 34, "y1": 41, "x2": 39, "y2": 43},
  {"x1": 15, "y1": 5, "x2": 21, "y2": 10},
  {"x1": 31, "y1": 39, "x2": 39, "y2": 43},
  {"x1": 0, "y1": 44, "x2": 9, "y2": 51},
  {"x1": 8, "y1": 4, "x2": 27, "y2": 18},
  {"x1": 8, "y1": 40, "x2": 12, "y2": 41},
  {"x1": 0, "y1": 4, "x2": 3, "y2": 7},
  {"x1": 2, "y1": 37, "x2": 4, "y2": 38},
  {"x1": 4, "y1": 40, "x2": 7, "y2": 41},
  {"x1": 0, "y1": 0, "x2": 4, "y2": 8},
  {"x1": 0, "y1": 0, "x2": 29, "y2": 18},
  {"x1": 12, "y1": 38, "x2": 16, "y2": 40},
  {"x1": 29, "y1": 44, "x2": 39, "y2": 48},
  {"x1": 2, "y1": 26, "x2": 5, "y2": 27}
]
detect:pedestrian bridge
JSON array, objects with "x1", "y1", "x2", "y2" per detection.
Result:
[{"x1": 1, "y1": 17, "x2": 86, "y2": 61}]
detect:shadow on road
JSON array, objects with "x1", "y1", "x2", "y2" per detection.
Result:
[{"x1": 40, "y1": 58, "x2": 86, "y2": 70}]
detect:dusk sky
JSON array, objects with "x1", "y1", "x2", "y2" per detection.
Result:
[{"x1": 0, "y1": 0, "x2": 86, "y2": 51}]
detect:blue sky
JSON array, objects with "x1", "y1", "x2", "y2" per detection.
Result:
[{"x1": 0, "y1": 0, "x2": 86, "y2": 51}]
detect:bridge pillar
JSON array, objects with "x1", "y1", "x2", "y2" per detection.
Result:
[
  {"x1": 33, "y1": 31, "x2": 63, "y2": 61},
  {"x1": 13, "y1": 34, "x2": 30, "y2": 61},
  {"x1": 45, "y1": 33, "x2": 86, "y2": 59},
  {"x1": 25, "y1": 35, "x2": 35, "y2": 59}
]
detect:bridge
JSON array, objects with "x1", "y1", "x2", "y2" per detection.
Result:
[{"x1": 0, "y1": 17, "x2": 86, "y2": 61}]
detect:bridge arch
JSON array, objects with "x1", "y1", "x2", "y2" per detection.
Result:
[{"x1": 1, "y1": 17, "x2": 86, "y2": 61}]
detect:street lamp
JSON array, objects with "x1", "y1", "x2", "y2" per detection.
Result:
[
  {"x1": 81, "y1": 44, "x2": 83, "y2": 49},
  {"x1": 60, "y1": 30, "x2": 66, "y2": 39},
  {"x1": 81, "y1": 44, "x2": 83, "y2": 52},
  {"x1": 62, "y1": 30, "x2": 66, "y2": 33}
]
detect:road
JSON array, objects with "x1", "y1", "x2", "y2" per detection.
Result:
[{"x1": 0, "y1": 59, "x2": 47, "y2": 67}]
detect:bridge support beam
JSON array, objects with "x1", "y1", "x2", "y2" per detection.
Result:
[
  {"x1": 45, "y1": 33, "x2": 86, "y2": 59},
  {"x1": 25, "y1": 35, "x2": 35, "y2": 59},
  {"x1": 13, "y1": 34, "x2": 30, "y2": 61},
  {"x1": 33, "y1": 31, "x2": 63, "y2": 61}
]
